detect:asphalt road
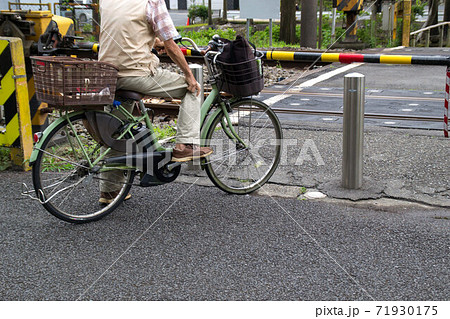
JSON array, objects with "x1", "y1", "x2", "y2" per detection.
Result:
[{"x1": 1, "y1": 171, "x2": 449, "y2": 300}]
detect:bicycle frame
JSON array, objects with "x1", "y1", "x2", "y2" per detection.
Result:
[{"x1": 29, "y1": 37, "x2": 247, "y2": 169}]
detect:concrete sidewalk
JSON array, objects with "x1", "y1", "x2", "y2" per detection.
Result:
[{"x1": 179, "y1": 121, "x2": 450, "y2": 209}]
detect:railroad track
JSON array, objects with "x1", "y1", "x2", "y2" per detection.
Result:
[
  {"x1": 261, "y1": 90, "x2": 444, "y2": 102},
  {"x1": 145, "y1": 90, "x2": 443, "y2": 123},
  {"x1": 258, "y1": 107, "x2": 442, "y2": 122},
  {"x1": 146, "y1": 102, "x2": 442, "y2": 123}
]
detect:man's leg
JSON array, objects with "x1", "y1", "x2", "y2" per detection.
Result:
[
  {"x1": 99, "y1": 99, "x2": 135, "y2": 198},
  {"x1": 117, "y1": 69, "x2": 212, "y2": 161},
  {"x1": 117, "y1": 68, "x2": 201, "y2": 145}
]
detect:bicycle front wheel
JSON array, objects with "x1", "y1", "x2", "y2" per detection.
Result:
[
  {"x1": 32, "y1": 112, "x2": 135, "y2": 223},
  {"x1": 204, "y1": 98, "x2": 282, "y2": 194}
]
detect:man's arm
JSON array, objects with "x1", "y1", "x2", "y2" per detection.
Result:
[{"x1": 163, "y1": 39, "x2": 200, "y2": 96}]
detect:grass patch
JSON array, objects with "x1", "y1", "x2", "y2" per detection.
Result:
[
  {"x1": 0, "y1": 147, "x2": 11, "y2": 171},
  {"x1": 154, "y1": 122, "x2": 177, "y2": 142},
  {"x1": 176, "y1": 23, "x2": 208, "y2": 31}
]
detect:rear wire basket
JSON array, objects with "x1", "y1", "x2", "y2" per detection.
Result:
[
  {"x1": 215, "y1": 51, "x2": 264, "y2": 97},
  {"x1": 30, "y1": 56, "x2": 118, "y2": 107}
]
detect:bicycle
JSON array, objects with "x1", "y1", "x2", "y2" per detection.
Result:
[{"x1": 23, "y1": 36, "x2": 283, "y2": 223}]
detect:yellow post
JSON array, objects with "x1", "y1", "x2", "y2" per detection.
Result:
[
  {"x1": 393, "y1": 2, "x2": 398, "y2": 41},
  {"x1": 402, "y1": 0, "x2": 412, "y2": 47},
  {"x1": 0, "y1": 37, "x2": 33, "y2": 170}
]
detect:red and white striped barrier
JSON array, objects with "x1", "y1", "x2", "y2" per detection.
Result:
[{"x1": 445, "y1": 67, "x2": 450, "y2": 138}]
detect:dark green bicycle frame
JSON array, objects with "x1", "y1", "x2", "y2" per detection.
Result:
[{"x1": 29, "y1": 82, "x2": 246, "y2": 169}]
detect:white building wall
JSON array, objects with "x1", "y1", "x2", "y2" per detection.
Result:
[
  {"x1": 188, "y1": 0, "x2": 223, "y2": 10},
  {"x1": 170, "y1": 0, "x2": 178, "y2": 9}
]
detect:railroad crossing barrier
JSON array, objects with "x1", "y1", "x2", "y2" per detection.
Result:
[
  {"x1": 182, "y1": 48, "x2": 450, "y2": 137},
  {"x1": 262, "y1": 51, "x2": 450, "y2": 137},
  {"x1": 0, "y1": 37, "x2": 33, "y2": 170}
]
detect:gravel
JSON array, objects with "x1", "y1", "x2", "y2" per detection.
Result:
[{"x1": 159, "y1": 62, "x2": 300, "y2": 88}]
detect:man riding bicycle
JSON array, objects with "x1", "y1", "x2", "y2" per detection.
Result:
[{"x1": 98, "y1": 0, "x2": 212, "y2": 203}]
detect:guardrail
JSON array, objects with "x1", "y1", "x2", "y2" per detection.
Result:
[{"x1": 410, "y1": 22, "x2": 450, "y2": 47}]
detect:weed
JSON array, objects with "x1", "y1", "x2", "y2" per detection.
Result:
[
  {"x1": 154, "y1": 121, "x2": 177, "y2": 141},
  {"x1": 0, "y1": 147, "x2": 11, "y2": 171}
]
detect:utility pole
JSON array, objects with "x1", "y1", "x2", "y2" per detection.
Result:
[
  {"x1": 223, "y1": 0, "x2": 228, "y2": 21},
  {"x1": 208, "y1": 0, "x2": 213, "y2": 25},
  {"x1": 301, "y1": 0, "x2": 318, "y2": 48},
  {"x1": 444, "y1": 0, "x2": 450, "y2": 42},
  {"x1": 318, "y1": 0, "x2": 323, "y2": 48},
  {"x1": 280, "y1": 0, "x2": 296, "y2": 44}
]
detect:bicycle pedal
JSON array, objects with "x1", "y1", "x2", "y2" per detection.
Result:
[{"x1": 139, "y1": 173, "x2": 162, "y2": 187}]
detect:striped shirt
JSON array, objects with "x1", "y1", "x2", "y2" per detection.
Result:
[{"x1": 146, "y1": 0, "x2": 178, "y2": 41}]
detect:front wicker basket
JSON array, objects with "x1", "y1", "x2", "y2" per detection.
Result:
[
  {"x1": 215, "y1": 51, "x2": 264, "y2": 97},
  {"x1": 30, "y1": 56, "x2": 118, "y2": 107}
]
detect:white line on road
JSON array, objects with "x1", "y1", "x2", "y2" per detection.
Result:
[
  {"x1": 263, "y1": 94, "x2": 292, "y2": 106},
  {"x1": 250, "y1": 62, "x2": 363, "y2": 110},
  {"x1": 293, "y1": 62, "x2": 364, "y2": 90},
  {"x1": 229, "y1": 94, "x2": 292, "y2": 124}
]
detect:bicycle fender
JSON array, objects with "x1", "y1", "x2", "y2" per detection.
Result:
[
  {"x1": 200, "y1": 107, "x2": 223, "y2": 142},
  {"x1": 29, "y1": 111, "x2": 87, "y2": 165}
]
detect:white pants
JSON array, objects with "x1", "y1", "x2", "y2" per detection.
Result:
[
  {"x1": 100, "y1": 68, "x2": 201, "y2": 192},
  {"x1": 117, "y1": 68, "x2": 201, "y2": 144}
]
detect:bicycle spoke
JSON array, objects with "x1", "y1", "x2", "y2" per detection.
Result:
[
  {"x1": 57, "y1": 175, "x2": 86, "y2": 208},
  {"x1": 33, "y1": 113, "x2": 135, "y2": 223},
  {"x1": 205, "y1": 100, "x2": 281, "y2": 193}
]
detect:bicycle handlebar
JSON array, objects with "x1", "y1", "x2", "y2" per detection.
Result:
[{"x1": 179, "y1": 36, "x2": 224, "y2": 57}]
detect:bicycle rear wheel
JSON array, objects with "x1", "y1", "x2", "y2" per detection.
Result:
[
  {"x1": 204, "y1": 98, "x2": 282, "y2": 194},
  {"x1": 32, "y1": 112, "x2": 135, "y2": 223}
]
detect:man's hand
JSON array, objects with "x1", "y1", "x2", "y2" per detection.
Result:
[
  {"x1": 185, "y1": 74, "x2": 200, "y2": 96},
  {"x1": 164, "y1": 38, "x2": 201, "y2": 97},
  {"x1": 154, "y1": 37, "x2": 166, "y2": 55}
]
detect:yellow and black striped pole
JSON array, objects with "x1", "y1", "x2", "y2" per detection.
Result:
[
  {"x1": 0, "y1": 37, "x2": 33, "y2": 170},
  {"x1": 180, "y1": 47, "x2": 450, "y2": 66},
  {"x1": 261, "y1": 51, "x2": 450, "y2": 66}
]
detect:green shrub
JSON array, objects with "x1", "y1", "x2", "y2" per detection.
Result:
[
  {"x1": 249, "y1": 24, "x2": 301, "y2": 48},
  {"x1": 188, "y1": 4, "x2": 208, "y2": 24},
  {"x1": 82, "y1": 23, "x2": 92, "y2": 33},
  {"x1": 0, "y1": 147, "x2": 11, "y2": 171},
  {"x1": 178, "y1": 27, "x2": 236, "y2": 46},
  {"x1": 412, "y1": 0, "x2": 425, "y2": 20}
]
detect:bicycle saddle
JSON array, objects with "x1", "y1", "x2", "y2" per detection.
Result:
[{"x1": 115, "y1": 90, "x2": 145, "y2": 101}]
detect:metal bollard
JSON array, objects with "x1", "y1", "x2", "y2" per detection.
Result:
[
  {"x1": 188, "y1": 64, "x2": 203, "y2": 171},
  {"x1": 342, "y1": 73, "x2": 365, "y2": 189},
  {"x1": 189, "y1": 63, "x2": 204, "y2": 105}
]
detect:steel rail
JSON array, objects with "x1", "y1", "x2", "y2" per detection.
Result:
[
  {"x1": 261, "y1": 90, "x2": 444, "y2": 102},
  {"x1": 145, "y1": 103, "x2": 442, "y2": 123},
  {"x1": 265, "y1": 108, "x2": 442, "y2": 122}
]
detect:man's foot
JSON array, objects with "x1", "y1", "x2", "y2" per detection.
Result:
[
  {"x1": 99, "y1": 191, "x2": 132, "y2": 204},
  {"x1": 172, "y1": 144, "x2": 213, "y2": 162}
]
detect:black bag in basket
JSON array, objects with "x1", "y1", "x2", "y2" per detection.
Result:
[{"x1": 216, "y1": 35, "x2": 264, "y2": 97}]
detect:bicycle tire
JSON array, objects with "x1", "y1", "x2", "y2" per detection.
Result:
[
  {"x1": 204, "y1": 98, "x2": 282, "y2": 194},
  {"x1": 32, "y1": 112, "x2": 135, "y2": 223}
]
